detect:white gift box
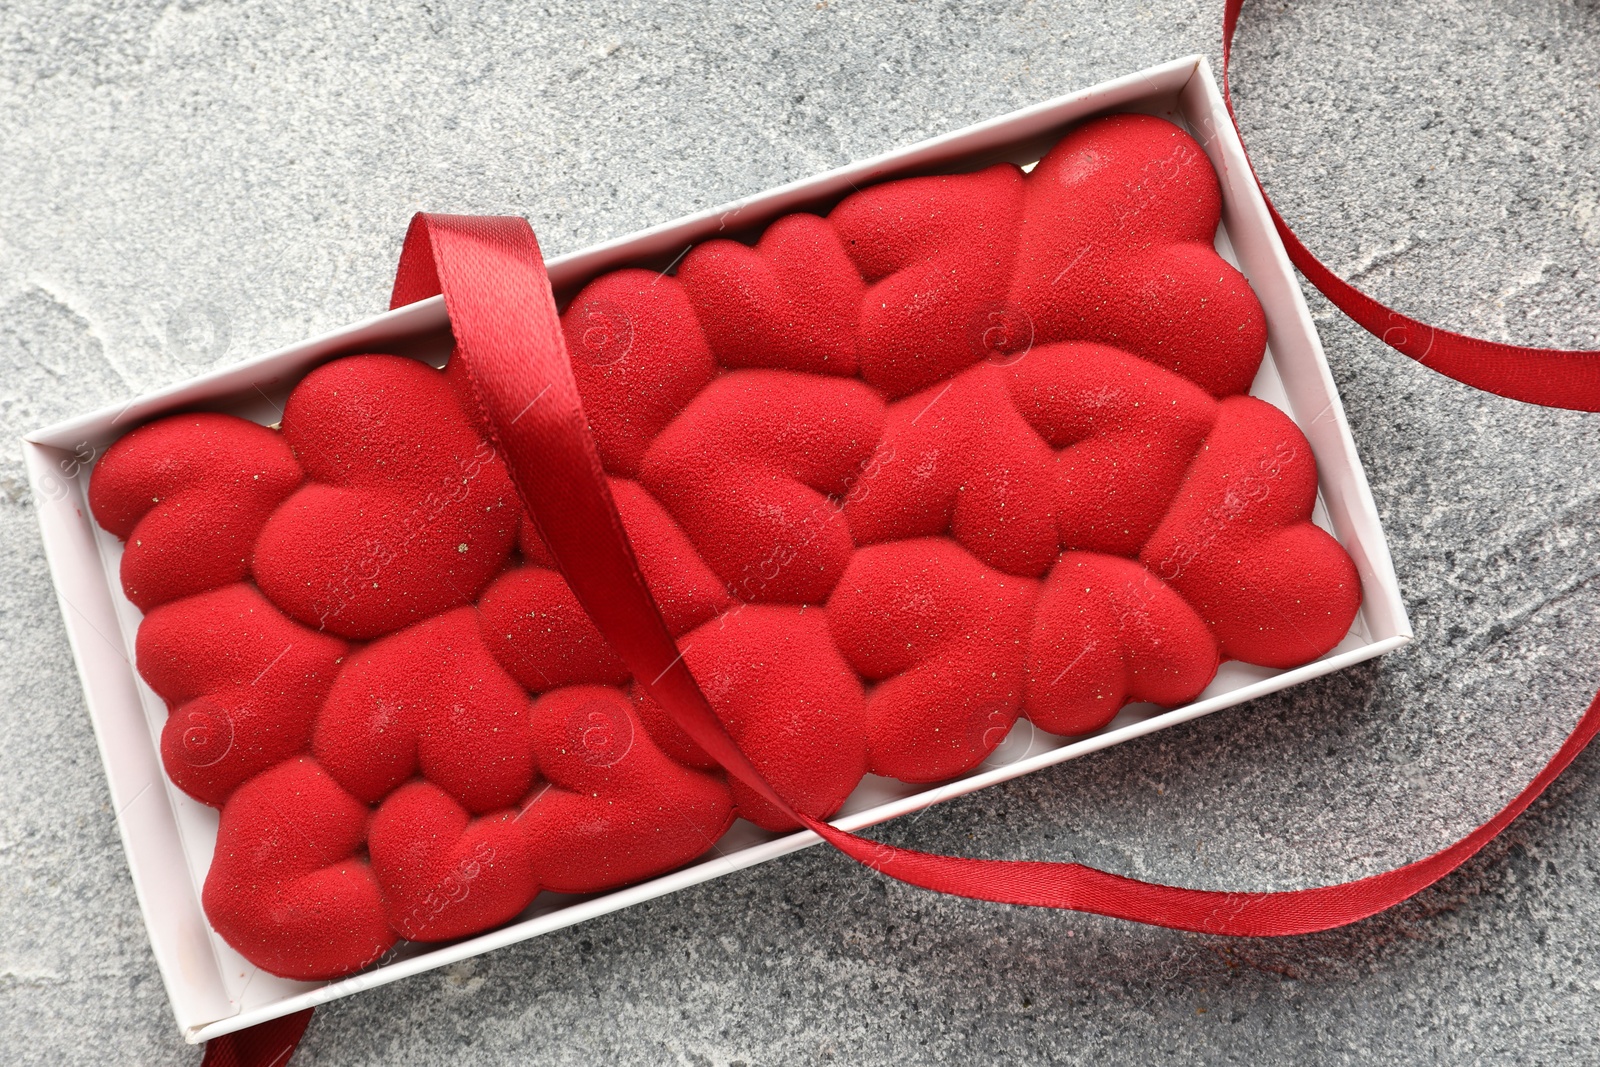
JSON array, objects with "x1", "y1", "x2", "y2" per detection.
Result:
[{"x1": 23, "y1": 54, "x2": 1411, "y2": 1043}]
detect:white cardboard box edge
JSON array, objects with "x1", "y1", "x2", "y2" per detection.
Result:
[{"x1": 24, "y1": 54, "x2": 1412, "y2": 1043}]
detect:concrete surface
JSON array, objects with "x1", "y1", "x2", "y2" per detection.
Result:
[{"x1": 3, "y1": 1, "x2": 1599, "y2": 1064}]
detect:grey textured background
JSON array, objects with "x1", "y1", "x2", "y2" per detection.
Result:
[{"x1": 3, "y1": 0, "x2": 1599, "y2": 1063}]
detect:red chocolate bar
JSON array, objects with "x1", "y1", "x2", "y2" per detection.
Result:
[{"x1": 88, "y1": 113, "x2": 1360, "y2": 980}]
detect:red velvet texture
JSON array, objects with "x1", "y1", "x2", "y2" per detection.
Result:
[{"x1": 89, "y1": 114, "x2": 1360, "y2": 981}]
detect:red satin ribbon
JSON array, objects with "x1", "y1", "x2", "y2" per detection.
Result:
[
  {"x1": 385, "y1": 213, "x2": 1600, "y2": 931},
  {"x1": 206, "y1": 7, "x2": 1600, "y2": 1063},
  {"x1": 199, "y1": 1008, "x2": 310, "y2": 1067},
  {"x1": 1221, "y1": 0, "x2": 1600, "y2": 411}
]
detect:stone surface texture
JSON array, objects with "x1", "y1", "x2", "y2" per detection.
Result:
[{"x1": 2, "y1": 1, "x2": 1598, "y2": 1064}]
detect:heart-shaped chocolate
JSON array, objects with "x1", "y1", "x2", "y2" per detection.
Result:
[
  {"x1": 313, "y1": 607, "x2": 535, "y2": 814},
  {"x1": 367, "y1": 781, "x2": 537, "y2": 942},
  {"x1": 518, "y1": 685, "x2": 735, "y2": 892},
  {"x1": 633, "y1": 605, "x2": 868, "y2": 830},
  {"x1": 89, "y1": 414, "x2": 302, "y2": 611},
  {"x1": 136, "y1": 584, "x2": 345, "y2": 805},
  {"x1": 1141, "y1": 395, "x2": 1359, "y2": 667},
  {"x1": 639, "y1": 369, "x2": 885, "y2": 604},
  {"x1": 679, "y1": 212, "x2": 865, "y2": 376},
  {"x1": 203, "y1": 758, "x2": 395, "y2": 981},
  {"x1": 828, "y1": 539, "x2": 1035, "y2": 783},
  {"x1": 252, "y1": 355, "x2": 522, "y2": 639}
]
